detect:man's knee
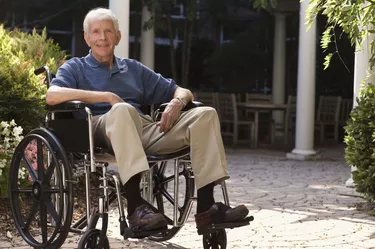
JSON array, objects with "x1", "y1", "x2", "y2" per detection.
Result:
[
  {"x1": 190, "y1": 106, "x2": 219, "y2": 122},
  {"x1": 110, "y1": 102, "x2": 138, "y2": 118}
]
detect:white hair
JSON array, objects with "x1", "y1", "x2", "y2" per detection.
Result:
[{"x1": 83, "y1": 8, "x2": 119, "y2": 33}]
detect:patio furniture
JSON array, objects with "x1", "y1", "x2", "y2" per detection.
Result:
[
  {"x1": 339, "y1": 98, "x2": 353, "y2": 127},
  {"x1": 244, "y1": 93, "x2": 275, "y2": 145},
  {"x1": 315, "y1": 95, "x2": 342, "y2": 143},
  {"x1": 217, "y1": 93, "x2": 255, "y2": 146},
  {"x1": 236, "y1": 101, "x2": 287, "y2": 148}
]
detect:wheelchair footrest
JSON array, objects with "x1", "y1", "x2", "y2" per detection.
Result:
[
  {"x1": 123, "y1": 226, "x2": 168, "y2": 239},
  {"x1": 197, "y1": 216, "x2": 254, "y2": 235}
]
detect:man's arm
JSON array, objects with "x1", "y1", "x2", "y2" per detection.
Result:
[
  {"x1": 157, "y1": 86, "x2": 194, "y2": 133},
  {"x1": 173, "y1": 86, "x2": 194, "y2": 107},
  {"x1": 46, "y1": 86, "x2": 124, "y2": 106}
]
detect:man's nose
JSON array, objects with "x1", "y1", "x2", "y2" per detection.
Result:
[{"x1": 99, "y1": 30, "x2": 107, "y2": 40}]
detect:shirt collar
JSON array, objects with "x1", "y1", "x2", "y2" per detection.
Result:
[
  {"x1": 112, "y1": 56, "x2": 128, "y2": 74},
  {"x1": 84, "y1": 50, "x2": 101, "y2": 68},
  {"x1": 84, "y1": 50, "x2": 128, "y2": 73}
]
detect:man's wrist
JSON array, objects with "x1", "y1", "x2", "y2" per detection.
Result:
[
  {"x1": 175, "y1": 97, "x2": 187, "y2": 107},
  {"x1": 171, "y1": 98, "x2": 185, "y2": 110}
]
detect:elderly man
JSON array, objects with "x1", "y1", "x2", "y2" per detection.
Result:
[{"x1": 46, "y1": 7, "x2": 249, "y2": 234}]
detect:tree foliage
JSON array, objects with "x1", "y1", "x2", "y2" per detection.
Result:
[
  {"x1": 0, "y1": 25, "x2": 67, "y2": 132},
  {"x1": 307, "y1": 0, "x2": 375, "y2": 69},
  {"x1": 345, "y1": 83, "x2": 375, "y2": 201}
]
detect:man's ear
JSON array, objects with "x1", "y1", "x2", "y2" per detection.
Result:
[
  {"x1": 84, "y1": 32, "x2": 90, "y2": 47},
  {"x1": 116, "y1": 31, "x2": 122, "y2": 45}
]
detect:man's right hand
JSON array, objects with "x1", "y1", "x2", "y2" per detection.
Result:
[{"x1": 106, "y1": 92, "x2": 125, "y2": 105}]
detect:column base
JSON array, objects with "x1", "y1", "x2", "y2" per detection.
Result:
[
  {"x1": 286, "y1": 148, "x2": 321, "y2": 160},
  {"x1": 346, "y1": 165, "x2": 357, "y2": 188}
]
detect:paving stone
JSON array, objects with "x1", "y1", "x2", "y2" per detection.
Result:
[{"x1": 4, "y1": 145, "x2": 375, "y2": 248}]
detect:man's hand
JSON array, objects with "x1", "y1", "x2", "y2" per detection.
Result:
[
  {"x1": 157, "y1": 98, "x2": 184, "y2": 133},
  {"x1": 106, "y1": 92, "x2": 125, "y2": 105}
]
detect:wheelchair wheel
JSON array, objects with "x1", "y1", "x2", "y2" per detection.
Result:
[
  {"x1": 148, "y1": 160, "x2": 195, "y2": 241},
  {"x1": 202, "y1": 229, "x2": 227, "y2": 249},
  {"x1": 8, "y1": 128, "x2": 73, "y2": 249},
  {"x1": 78, "y1": 229, "x2": 109, "y2": 249}
]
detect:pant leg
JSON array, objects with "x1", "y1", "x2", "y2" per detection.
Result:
[
  {"x1": 92, "y1": 103, "x2": 150, "y2": 185},
  {"x1": 143, "y1": 106, "x2": 229, "y2": 189}
]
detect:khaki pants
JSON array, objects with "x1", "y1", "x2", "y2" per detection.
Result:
[{"x1": 92, "y1": 103, "x2": 229, "y2": 189}]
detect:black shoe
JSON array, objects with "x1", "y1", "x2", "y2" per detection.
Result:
[
  {"x1": 127, "y1": 204, "x2": 167, "y2": 232},
  {"x1": 194, "y1": 202, "x2": 249, "y2": 231}
]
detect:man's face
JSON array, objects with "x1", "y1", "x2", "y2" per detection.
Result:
[{"x1": 84, "y1": 19, "x2": 121, "y2": 63}]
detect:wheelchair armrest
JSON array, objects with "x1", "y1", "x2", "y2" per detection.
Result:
[
  {"x1": 152, "y1": 101, "x2": 203, "y2": 121},
  {"x1": 158, "y1": 100, "x2": 203, "y2": 112},
  {"x1": 46, "y1": 101, "x2": 86, "y2": 112}
]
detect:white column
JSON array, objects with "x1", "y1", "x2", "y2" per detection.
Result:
[
  {"x1": 346, "y1": 32, "x2": 375, "y2": 187},
  {"x1": 287, "y1": 0, "x2": 317, "y2": 159},
  {"x1": 272, "y1": 13, "x2": 287, "y2": 133},
  {"x1": 140, "y1": 5, "x2": 155, "y2": 70},
  {"x1": 109, "y1": 0, "x2": 130, "y2": 58}
]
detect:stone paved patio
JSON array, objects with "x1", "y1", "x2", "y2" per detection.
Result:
[{"x1": 2, "y1": 145, "x2": 375, "y2": 249}]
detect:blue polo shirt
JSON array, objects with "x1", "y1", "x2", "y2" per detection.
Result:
[{"x1": 50, "y1": 51, "x2": 177, "y2": 115}]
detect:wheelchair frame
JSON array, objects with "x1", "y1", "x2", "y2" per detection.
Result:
[{"x1": 8, "y1": 66, "x2": 253, "y2": 249}]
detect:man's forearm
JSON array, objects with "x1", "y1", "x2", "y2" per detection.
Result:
[{"x1": 46, "y1": 86, "x2": 109, "y2": 105}]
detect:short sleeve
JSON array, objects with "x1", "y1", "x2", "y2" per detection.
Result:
[
  {"x1": 138, "y1": 62, "x2": 177, "y2": 105},
  {"x1": 50, "y1": 60, "x2": 79, "y2": 89}
]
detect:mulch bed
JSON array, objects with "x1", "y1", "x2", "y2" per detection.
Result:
[{"x1": 0, "y1": 176, "x2": 102, "y2": 244}]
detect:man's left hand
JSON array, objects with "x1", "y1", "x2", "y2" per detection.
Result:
[{"x1": 157, "y1": 99, "x2": 184, "y2": 133}]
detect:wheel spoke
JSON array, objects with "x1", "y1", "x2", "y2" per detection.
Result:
[
  {"x1": 159, "y1": 171, "x2": 185, "y2": 185},
  {"x1": 155, "y1": 193, "x2": 165, "y2": 214},
  {"x1": 14, "y1": 188, "x2": 33, "y2": 193},
  {"x1": 44, "y1": 200, "x2": 60, "y2": 224},
  {"x1": 37, "y1": 140, "x2": 44, "y2": 181},
  {"x1": 44, "y1": 160, "x2": 57, "y2": 184},
  {"x1": 39, "y1": 198, "x2": 48, "y2": 243},
  {"x1": 22, "y1": 156, "x2": 37, "y2": 181},
  {"x1": 159, "y1": 188, "x2": 184, "y2": 213},
  {"x1": 23, "y1": 201, "x2": 38, "y2": 231},
  {"x1": 44, "y1": 188, "x2": 62, "y2": 194}
]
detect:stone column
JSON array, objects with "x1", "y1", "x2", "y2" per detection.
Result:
[
  {"x1": 286, "y1": 0, "x2": 317, "y2": 160},
  {"x1": 109, "y1": 0, "x2": 130, "y2": 58},
  {"x1": 140, "y1": 4, "x2": 155, "y2": 70},
  {"x1": 272, "y1": 13, "x2": 287, "y2": 135}
]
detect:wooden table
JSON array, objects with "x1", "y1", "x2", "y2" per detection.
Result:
[{"x1": 236, "y1": 102, "x2": 287, "y2": 148}]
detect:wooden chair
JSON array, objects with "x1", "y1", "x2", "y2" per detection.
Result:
[
  {"x1": 271, "y1": 95, "x2": 297, "y2": 145},
  {"x1": 315, "y1": 95, "x2": 342, "y2": 143},
  {"x1": 283, "y1": 95, "x2": 297, "y2": 145},
  {"x1": 245, "y1": 93, "x2": 273, "y2": 143},
  {"x1": 339, "y1": 98, "x2": 353, "y2": 127},
  {"x1": 217, "y1": 93, "x2": 255, "y2": 147},
  {"x1": 193, "y1": 92, "x2": 217, "y2": 108}
]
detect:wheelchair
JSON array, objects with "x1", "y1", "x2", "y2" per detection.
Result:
[{"x1": 8, "y1": 66, "x2": 253, "y2": 249}]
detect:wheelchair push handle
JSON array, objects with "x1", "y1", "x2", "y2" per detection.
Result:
[{"x1": 34, "y1": 65, "x2": 52, "y2": 88}]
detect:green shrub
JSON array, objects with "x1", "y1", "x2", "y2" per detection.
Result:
[
  {"x1": 0, "y1": 120, "x2": 26, "y2": 197},
  {"x1": 0, "y1": 25, "x2": 67, "y2": 132},
  {"x1": 345, "y1": 83, "x2": 375, "y2": 201}
]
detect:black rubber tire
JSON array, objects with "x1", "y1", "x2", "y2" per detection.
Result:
[
  {"x1": 8, "y1": 128, "x2": 73, "y2": 249},
  {"x1": 147, "y1": 160, "x2": 195, "y2": 242},
  {"x1": 203, "y1": 229, "x2": 227, "y2": 249},
  {"x1": 78, "y1": 229, "x2": 110, "y2": 249}
]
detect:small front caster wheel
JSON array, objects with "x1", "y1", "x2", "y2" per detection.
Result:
[
  {"x1": 202, "y1": 229, "x2": 227, "y2": 249},
  {"x1": 78, "y1": 229, "x2": 109, "y2": 249}
]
